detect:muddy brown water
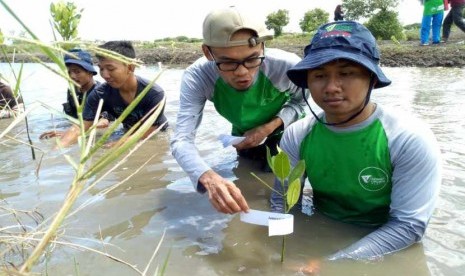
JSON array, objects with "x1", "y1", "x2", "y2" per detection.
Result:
[{"x1": 0, "y1": 64, "x2": 464, "y2": 275}]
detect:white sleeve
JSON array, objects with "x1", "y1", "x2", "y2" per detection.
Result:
[{"x1": 170, "y1": 62, "x2": 215, "y2": 191}]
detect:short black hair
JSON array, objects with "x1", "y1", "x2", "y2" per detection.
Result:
[{"x1": 96, "y1": 40, "x2": 136, "y2": 59}]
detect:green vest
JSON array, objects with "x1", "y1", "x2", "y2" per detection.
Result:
[
  {"x1": 300, "y1": 120, "x2": 392, "y2": 226},
  {"x1": 424, "y1": 0, "x2": 444, "y2": 15},
  {"x1": 211, "y1": 71, "x2": 290, "y2": 136}
]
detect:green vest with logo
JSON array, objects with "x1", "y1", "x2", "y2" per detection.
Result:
[
  {"x1": 300, "y1": 119, "x2": 392, "y2": 226},
  {"x1": 211, "y1": 71, "x2": 290, "y2": 136}
]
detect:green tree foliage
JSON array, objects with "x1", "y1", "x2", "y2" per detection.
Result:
[
  {"x1": 365, "y1": 9, "x2": 404, "y2": 40},
  {"x1": 299, "y1": 8, "x2": 329, "y2": 33},
  {"x1": 342, "y1": 0, "x2": 399, "y2": 20},
  {"x1": 50, "y1": 1, "x2": 83, "y2": 41},
  {"x1": 265, "y1": 9, "x2": 290, "y2": 37}
]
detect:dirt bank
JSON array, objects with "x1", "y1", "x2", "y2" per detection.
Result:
[
  {"x1": 3, "y1": 38, "x2": 465, "y2": 68},
  {"x1": 135, "y1": 38, "x2": 465, "y2": 68}
]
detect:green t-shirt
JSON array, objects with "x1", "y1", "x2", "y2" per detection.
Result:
[
  {"x1": 212, "y1": 71, "x2": 290, "y2": 136},
  {"x1": 424, "y1": 0, "x2": 444, "y2": 15},
  {"x1": 300, "y1": 119, "x2": 393, "y2": 226}
]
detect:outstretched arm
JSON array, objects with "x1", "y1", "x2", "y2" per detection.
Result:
[
  {"x1": 170, "y1": 67, "x2": 213, "y2": 189},
  {"x1": 55, "y1": 120, "x2": 93, "y2": 148}
]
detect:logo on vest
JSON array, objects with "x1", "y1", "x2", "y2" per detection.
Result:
[{"x1": 358, "y1": 167, "x2": 389, "y2": 191}]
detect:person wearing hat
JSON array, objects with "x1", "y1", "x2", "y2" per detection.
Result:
[
  {"x1": 40, "y1": 48, "x2": 108, "y2": 139},
  {"x1": 271, "y1": 21, "x2": 441, "y2": 271},
  {"x1": 62, "y1": 48, "x2": 102, "y2": 118},
  {"x1": 55, "y1": 40, "x2": 168, "y2": 148},
  {"x1": 0, "y1": 78, "x2": 24, "y2": 119},
  {"x1": 170, "y1": 7, "x2": 307, "y2": 214}
]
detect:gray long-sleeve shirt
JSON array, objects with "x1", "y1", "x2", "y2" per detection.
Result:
[
  {"x1": 171, "y1": 48, "x2": 307, "y2": 190},
  {"x1": 271, "y1": 105, "x2": 442, "y2": 260}
]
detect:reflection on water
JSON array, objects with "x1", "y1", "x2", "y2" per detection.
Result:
[{"x1": 0, "y1": 64, "x2": 464, "y2": 275}]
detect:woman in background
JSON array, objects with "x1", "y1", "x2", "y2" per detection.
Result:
[{"x1": 334, "y1": 5, "x2": 344, "y2": 21}]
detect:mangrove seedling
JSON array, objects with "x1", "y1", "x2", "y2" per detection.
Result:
[{"x1": 251, "y1": 146, "x2": 305, "y2": 262}]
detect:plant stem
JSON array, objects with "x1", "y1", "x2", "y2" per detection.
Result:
[
  {"x1": 281, "y1": 236, "x2": 285, "y2": 263},
  {"x1": 281, "y1": 195, "x2": 287, "y2": 263}
]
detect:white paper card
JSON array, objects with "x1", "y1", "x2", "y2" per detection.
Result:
[
  {"x1": 268, "y1": 215, "x2": 293, "y2": 236},
  {"x1": 218, "y1": 134, "x2": 245, "y2": 148},
  {"x1": 218, "y1": 134, "x2": 267, "y2": 148},
  {"x1": 240, "y1": 209, "x2": 294, "y2": 236}
]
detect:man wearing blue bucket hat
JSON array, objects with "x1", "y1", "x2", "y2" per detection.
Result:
[
  {"x1": 271, "y1": 21, "x2": 441, "y2": 271},
  {"x1": 52, "y1": 41, "x2": 168, "y2": 148},
  {"x1": 61, "y1": 48, "x2": 101, "y2": 119},
  {"x1": 40, "y1": 48, "x2": 109, "y2": 139}
]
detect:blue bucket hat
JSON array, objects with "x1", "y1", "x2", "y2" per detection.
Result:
[
  {"x1": 287, "y1": 21, "x2": 391, "y2": 89},
  {"x1": 64, "y1": 48, "x2": 97, "y2": 75}
]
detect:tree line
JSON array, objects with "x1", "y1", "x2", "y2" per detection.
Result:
[{"x1": 265, "y1": 0, "x2": 404, "y2": 40}]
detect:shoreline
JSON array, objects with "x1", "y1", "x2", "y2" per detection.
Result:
[{"x1": 2, "y1": 38, "x2": 465, "y2": 68}]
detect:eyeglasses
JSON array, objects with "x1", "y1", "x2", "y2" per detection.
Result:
[{"x1": 207, "y1": 47, "x2": 265, "y2": 71}]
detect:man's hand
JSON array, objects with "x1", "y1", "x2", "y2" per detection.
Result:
[
  {"x1": 96, "y1": 118, "x2": 110, "y2": 129},
  {"x1": 199, "y1": 170, "x2": 249, "y2": 214},
  {"x1": 234, "y1": 117, "x2": 283, "y2": 151}
]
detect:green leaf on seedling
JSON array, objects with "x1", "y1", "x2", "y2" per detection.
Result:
[
  {"x1": 286, "y1": 178, "x2": 301, "y2": 212},
  {"x1": 288, "y1": 160, "x2": 305, "y2": 187},
  {"x1": 273, "y1": 150, "x2": 290, "y2": 182},
  {"x1": 251, "y1": 146, "x2": 306, "y2": 263}
]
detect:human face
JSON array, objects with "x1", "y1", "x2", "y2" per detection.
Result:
[
  {"x1": 66, "y1": 64, "x2": 94, "y2": 92},
  {"x1": 97, "y1": 57, "x2": 134, "y2": 89},
  {"x1": 307, "y1": 59, "x2": 373, "y2": 126},
  {"x1": 204, "y1": 32, "x2": 264, "y2": 91}
]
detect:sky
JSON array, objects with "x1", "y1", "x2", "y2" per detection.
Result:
[{"x1": 0, "y1": 0, "x2": 423, "y2": 42}]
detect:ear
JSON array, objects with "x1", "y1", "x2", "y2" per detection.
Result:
[
  {"x1": 202, "y1": 45, "x2": 214, "y2": 61},
  {"x1": 128, "y1": 64, "x2": 136, "y2": 73}
]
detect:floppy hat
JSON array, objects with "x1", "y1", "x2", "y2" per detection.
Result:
[
  {"x1": 203, "y1": 7, "x2": 274, "y2": 47},
  {"x1": 64, "y1": 48, "x2": 97, "y2": 75},
  {"x1": 287, "y1": 21, "x2": 391, "y2": 89}
]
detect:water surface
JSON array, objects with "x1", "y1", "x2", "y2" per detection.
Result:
[{"x1": 0, "y1": 64, "x2": 464, "y2": 275}]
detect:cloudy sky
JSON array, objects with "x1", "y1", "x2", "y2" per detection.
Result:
[{"x1": 1, "y1": 0, "x2": 422, "y2": 42}]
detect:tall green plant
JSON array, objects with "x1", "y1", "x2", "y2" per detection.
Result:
[
  {"x1": 0, "y1": 1, "x2": 168, "y2": 274},
  {"x1": 251, "y1": 146, "x2": 305, "y2": 262},
  {"x1": 50, "y1": 0, "x2": 82, "y2": 42}
]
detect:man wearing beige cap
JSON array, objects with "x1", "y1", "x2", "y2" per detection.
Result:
[{"x1": 171, "y1": 7, "x2": 307, "y2": 214}]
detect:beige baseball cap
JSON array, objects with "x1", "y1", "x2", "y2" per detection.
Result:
[{"x1": 202, "y1": 7, "x2": 274, "y2": 47}]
